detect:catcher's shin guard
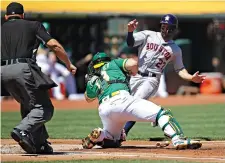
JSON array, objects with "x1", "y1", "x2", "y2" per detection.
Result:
[
  {"x1": 156, "y1": 108, "x2": 202, "y2": 150},
  {"x1": 82, "y1": 128, "x2": 102, "y2": 149},
  {"x1": 156, "y1": 108, "x2": 184, "y2": 139}
]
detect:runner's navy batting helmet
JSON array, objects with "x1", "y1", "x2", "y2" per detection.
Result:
[
  {"x1": 160, "y1": 14, "x2": 178, "y2": 36},
  {"x1": 160, "y1": 14, "x2": 178, "y2": 28}
]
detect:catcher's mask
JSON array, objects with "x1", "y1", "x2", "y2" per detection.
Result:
[
  {"x1": 160, "y1": 14, "x2": 178, "y2": 38},
  {"x1": 92, "y1": 52, "x2": 111, "y2": 69}
]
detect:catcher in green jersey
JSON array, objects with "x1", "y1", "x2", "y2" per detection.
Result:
[{"x1": 82, "y1": 52, "x2": 202, "y2": 150}]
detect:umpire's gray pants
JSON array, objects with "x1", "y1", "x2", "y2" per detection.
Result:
[{"x1": 1, "y1": 63, "x2": 54, "y2": 146}]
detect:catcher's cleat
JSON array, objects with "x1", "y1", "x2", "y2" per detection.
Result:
[
  {"x1": 173, "y1": 137, "x2": 202, "y2": 150},
  {"x1": 97, "y1": 139, "x2": 121, "y2": 148},
  {"x1": 82, "y1": 128, "x2": 101, "y2": 149}
]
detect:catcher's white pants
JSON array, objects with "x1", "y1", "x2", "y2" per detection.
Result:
[
  {"x1": 130, "y1": 74, "x2": 161, "y2": 100},
  {"x1": 97, "y1": 90, "x2": 161, "y2": 141}
]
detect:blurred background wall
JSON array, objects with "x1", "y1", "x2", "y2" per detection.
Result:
[{"x1": 1, "y1": 1, "x2": 225, "y2": 98}]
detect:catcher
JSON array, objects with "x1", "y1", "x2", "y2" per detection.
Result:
[{"x1": 82, "y1": 52, "x2": 202, "y2": 150}]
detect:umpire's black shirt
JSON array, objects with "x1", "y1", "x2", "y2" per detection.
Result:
[{"x1": 1, "y1": 16, "x2": 52, "y2": 60}]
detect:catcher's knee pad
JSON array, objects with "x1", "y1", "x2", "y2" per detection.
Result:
[{"x1": 156, "y1": 108, "x2": 184, "y2": 139}]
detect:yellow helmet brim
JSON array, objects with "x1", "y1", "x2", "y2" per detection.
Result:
[{"x1": 93, "y1": 62, "x2": 105, "y2": 69}]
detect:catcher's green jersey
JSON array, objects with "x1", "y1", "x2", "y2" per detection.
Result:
[{"x1": 86, "y1": 58, "x2": 129, "y2": 103}]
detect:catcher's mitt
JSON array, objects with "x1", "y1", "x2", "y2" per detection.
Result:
[
  {"x1": 87, "y1": 61, "x2": 94, "y2": 76},
  {"x1": 85, "y1": 61, "x2": 101, "y2": 86}
]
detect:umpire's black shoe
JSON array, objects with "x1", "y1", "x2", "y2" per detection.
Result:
[
  {"x1": 11, "y1": 129, "x2": 36, "y2": 154},
  {"x1": 37, "y1": 140, "x2": 53, "y2": 154}
]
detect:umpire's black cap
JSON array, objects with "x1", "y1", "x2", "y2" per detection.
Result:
[{"x1": 6, "y1": 2, "x2": 24, "y2": 15}]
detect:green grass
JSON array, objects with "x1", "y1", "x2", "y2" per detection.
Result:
[
  {"x1": 7, "y1": 160, "x2": 212, "y2": 163},
  {"x1": 1, "y1": 104, "x2": 225, "y2": 140}
]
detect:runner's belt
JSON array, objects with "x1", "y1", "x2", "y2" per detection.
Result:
[{"x1": 138, "y1": 71, "x2": 158, "y2": 77}]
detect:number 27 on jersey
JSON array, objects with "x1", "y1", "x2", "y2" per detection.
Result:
[{"x1": 156, "y1": 58, "x2": 166, "y2": 70}]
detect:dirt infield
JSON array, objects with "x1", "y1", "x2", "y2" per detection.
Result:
[
  {"x1": 1, "y1": 95, "x2": 225, "y2": 162},
  {"x1": 1, "y1": 139, "x2": 225, "y2": 162},
  {"x1": 1, "y1": 94, "x2": 225, "y2": 112}
]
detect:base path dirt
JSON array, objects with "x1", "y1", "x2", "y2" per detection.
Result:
[
  {"x1": 1, "y1": 94, "x2": 225, "y2": 112},
  {"x1": 1, "y1": 139, "x2": 225, "y2": 162}
]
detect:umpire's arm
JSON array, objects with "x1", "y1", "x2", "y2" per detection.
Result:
[{"x1": 35, "y1": 22, "x2": 72, "y2": 70}]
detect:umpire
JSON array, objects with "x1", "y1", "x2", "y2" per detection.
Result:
[{"x1": 1, "y1": 2, "x2": 77, "y2": 154}]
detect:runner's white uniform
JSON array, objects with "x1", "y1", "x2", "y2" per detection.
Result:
[{"x1": 130, "y1": 30, "x2": 184, "y2": 99}]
